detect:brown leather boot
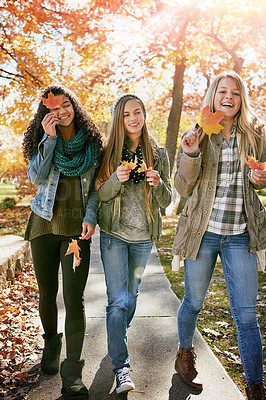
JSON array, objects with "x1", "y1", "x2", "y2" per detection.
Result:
[
  {"x1": 245, "y1": 384, "x2": 265, "y2": 400},
  {"x1": 175, "y1": 347, "x2": 203, "y2": 390}
]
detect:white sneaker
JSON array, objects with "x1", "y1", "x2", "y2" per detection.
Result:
[{"x1": 115, "y1": 367, "x2": 135, "y2": 394}]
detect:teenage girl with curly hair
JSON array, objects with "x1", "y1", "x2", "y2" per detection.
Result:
[{"x1": 22, "y1": 84, "x2": 102, "y2": 400}]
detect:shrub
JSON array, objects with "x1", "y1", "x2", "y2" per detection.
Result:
[{"x1": 0, "y1": 197, "x2": 17, "y2": 209}]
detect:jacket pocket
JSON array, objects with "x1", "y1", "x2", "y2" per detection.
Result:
[
  {"x1": 251, "y1": 194, "x2": 266, "y2": 242},
  {"x1": 173, "y1": 214, "x2": 189, "y2": 255}
]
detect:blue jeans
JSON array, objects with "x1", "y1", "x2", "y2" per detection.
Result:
[
  {"x1": 178, "y1": 231, "x2": 263, "y2": 386},
  {"x1": 100, "y1": 231, "x2": 153, "y2": 370}
]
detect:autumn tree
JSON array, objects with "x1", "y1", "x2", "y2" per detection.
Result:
[
  {"x1": 105, "y1": 0, "x2": 266, "y2": 173},
  {"x1": 0, "y1": 0, "x2": 119, "y2": 134},
  {"x1": 0, "y1": 0, "x2": 265, "y2": 176}
]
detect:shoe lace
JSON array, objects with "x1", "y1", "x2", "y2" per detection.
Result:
[
  {"x1": 184, "y1": 349, "x2": 197, "y2": 370},
  {"x1": 117, "y1": 369, "x2": 130, "y2": 385}
]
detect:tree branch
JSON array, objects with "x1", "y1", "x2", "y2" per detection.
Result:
[{"x1": 206, "y1": 30, "x2": 244, "y2": 73}]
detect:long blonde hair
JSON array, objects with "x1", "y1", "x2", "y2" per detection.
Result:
[
  {"x1": 198, "y1": 71, "x2": 264, "y2": 160},
  {"x1": 96, "y1": 94, "x2": 155, "y2": 218}
]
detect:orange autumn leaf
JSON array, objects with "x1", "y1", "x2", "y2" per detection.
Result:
[
  {"x1": 121, "y1": 160, "x2": 137, "y2": 170},
  {"x1": 245, "y1": 155, "x2": 266, "y2": 170},
  {"x1": 42, "y1": 92, "x2": 63, "y2": 109},
  {"x1": 137, "y1": 160, "x2": 152, "y2": 173},
  {"x1": 65, "y1": 239, "x2": 81, "y2": 272},
  {"x1": 196, "y1": 105, "x2": 224, "y2": 136}
]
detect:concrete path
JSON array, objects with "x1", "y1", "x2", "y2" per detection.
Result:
[{"x1": 26, "y1": 229, "x2": 245, "y2": 400}]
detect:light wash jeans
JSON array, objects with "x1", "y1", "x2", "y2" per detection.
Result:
[
  {"x1": 178, "y1": 231, "x2": 263, "y2": 386},
  {"x1": 100, "y1": 231, "x2": 153, "y2": 371}
]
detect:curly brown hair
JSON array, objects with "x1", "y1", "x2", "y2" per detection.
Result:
[{"x1": 22, "y1": 84, "x2": 102, "y2": 161}]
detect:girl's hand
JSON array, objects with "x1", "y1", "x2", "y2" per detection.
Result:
[
  {"x1": 80, "y1": 222, "x2": 95, "y2": 240},
  {"x1": 181, "y1": 129, "x2": 200, "y2": 154},
  {"x1": 41, "y1": 113, "x2": 59, "y2": 137},
  {"x1": 116, "y1": 165, "x2": 131, "y2": 182},
  {"x1": 146, "y1": 170, "x2": 160, "y2": 187},
  {"x1": 249, "y1": 168, "x2": 266, "y2": 185}
]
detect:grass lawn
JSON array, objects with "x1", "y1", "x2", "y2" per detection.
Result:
[
  {"x1": 0, "y1": 182, "x2": 32, "y2": 236},
  {"x1": 0, "y1": 183, "x2": 17, "y2": 202},
  {"x1": 156, "y1": 215, "x2": 266, "y2": 397},
  {"x1": 0, "y1": 183, "x2": 31, "y2": 206}
]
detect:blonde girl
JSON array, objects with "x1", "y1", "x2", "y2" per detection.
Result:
[{"x1": 173, "y1": 71, "x2": 265, "y2": 399}]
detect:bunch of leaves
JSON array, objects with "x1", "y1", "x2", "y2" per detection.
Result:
[
  {"x1": 156, "y1": 215, "x2": 266, "y2": 395},
  {"x1": 0, "y1": 263, "x2": 41, "y2": 398},
  {"x1": 0, "y1": 197, "x2": 17, "y2": 210},
  {"x1": 0, "y1": 205, "x2": 31, "y2": 237}
]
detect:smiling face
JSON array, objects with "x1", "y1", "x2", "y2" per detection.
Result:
[
  {"x1": 123, "y1": 99, "x2": 145, "y2": 146},
  {"x1": 213, "y1": 77, "x2": 242, "y2": 123},
  {"x1": 48, "y1": 94, "x2": 75, "y2": 127}
]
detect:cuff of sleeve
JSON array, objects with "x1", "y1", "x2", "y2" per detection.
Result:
[
  {"x1": 184, "y1": 149, "x2": 201, "y2": 158},
  {"x1": 83, "y1": 217, "x2": 96, "y2": 228},
  {"x1": 152, "y1": 178, "x2": 163, "y2": 192}
]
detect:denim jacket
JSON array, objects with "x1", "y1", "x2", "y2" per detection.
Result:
[
  {"x1": 172, "y1": 130, "x2": 266, "y2": 270},
  {"x1": 28, "y1": 134, "x2": 99, "y2": 227},
  {"x1": 98, "y1": 145, "x2": 172, "y2": 241}
]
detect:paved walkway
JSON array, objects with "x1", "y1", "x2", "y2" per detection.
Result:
[{"x1": 26, "y1": 229, "x2": 245, "y2": 400}]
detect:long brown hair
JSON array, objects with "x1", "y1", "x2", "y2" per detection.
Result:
[{"x1": 96, "y1": 94, "x2": 155, "y2": 217}]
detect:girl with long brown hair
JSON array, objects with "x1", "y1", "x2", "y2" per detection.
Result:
[{"x1": 96, "y1": 94, "x2": 172, "y2": 394}]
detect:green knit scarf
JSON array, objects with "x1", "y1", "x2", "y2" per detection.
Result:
[{"x1": 53, "y1": 130, "x2": 98, "y2": 176}]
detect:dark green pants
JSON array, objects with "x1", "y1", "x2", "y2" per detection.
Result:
[{"x1": 31, "y1": 234, "x2": 90, "y2": 360}]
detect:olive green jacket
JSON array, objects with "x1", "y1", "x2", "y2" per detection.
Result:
[
  {"x1": 172, "y1": 130, "x2": 266, "y2": 270},
  {"x1": 98, "y1": 146, "x2": 172, "y2": 241}
]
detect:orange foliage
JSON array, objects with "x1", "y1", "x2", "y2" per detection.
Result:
[{"x1": 137, "y1": 161, "x2": 152, "y2": 173}]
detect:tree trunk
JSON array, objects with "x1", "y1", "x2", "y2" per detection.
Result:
[{"x1": 165, "y1": 58, "x2": 186, "y2": 175}]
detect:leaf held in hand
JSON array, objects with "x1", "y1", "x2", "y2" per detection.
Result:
[
  {"x1": 121, "y1": 160, "x2": 137, "y2": 170},
  {"x1": 65, "y1": 239, "x2": 81, "y2": 272},
  {"x1": 196, "y1": 105, "x2": 224, "y2": 136},
  {"x1": 137, "y1": 160, "x2": 152, "y2": 173},
  {"x1": 245, "y1": 155, "x2": 266, "y2": 170},
  {"x1": 42, "y1": 92, "x2": 63, "y2": 109}
]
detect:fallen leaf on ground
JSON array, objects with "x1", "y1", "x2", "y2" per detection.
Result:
[
  {"x1": 203, "y1": 328, "x2": 223, "y2": 338},
  {"x1": 0, "y1": 262, "x2": 41, "y2": 397}
]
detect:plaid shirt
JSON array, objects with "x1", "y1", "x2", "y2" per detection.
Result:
[{"x1": 206, "y1": 126, "x2": 247, "y2": 235}]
